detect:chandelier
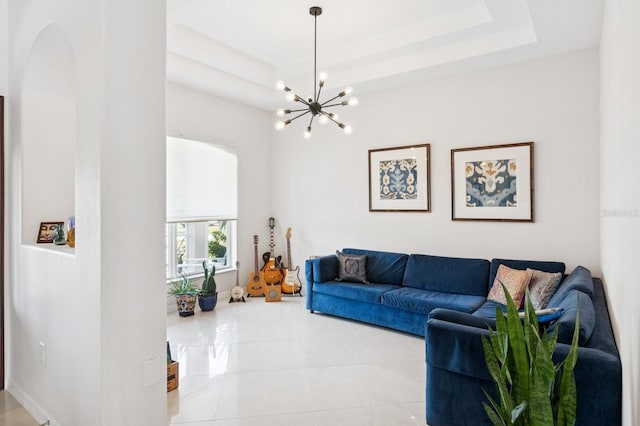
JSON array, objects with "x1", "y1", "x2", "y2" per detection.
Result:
[{"x1": 274, "y1": 6, "x2": 358, "y2": 139}]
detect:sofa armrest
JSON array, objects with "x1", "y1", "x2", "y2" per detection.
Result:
[
  {"x1": 429, "y1": 308, "x2": 496, "y2": 330},
  {"x1": 426, "y1": 312, "x2": 493, "y2": 382},
  {"x1": 309, "y1": 254, "x2": 338, "y2": 283}
]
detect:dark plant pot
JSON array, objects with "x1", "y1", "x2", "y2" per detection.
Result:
[
  {"x1": 175, "y1": 294, "x2": 197, "y2": 317},
  {"x1": 198, "y1": 293, "x2": 218, "y2": 311}
]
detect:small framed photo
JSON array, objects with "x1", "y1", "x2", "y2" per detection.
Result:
[
  {"x1": 369, "y1": 144, "x2": 431, "y2": 212},
  {"x1": 37, "y1": 221, "x2": 64, "y2": 244},
  {"x1": 451, "y1": 142, "x2": 534, "y2": 222}
]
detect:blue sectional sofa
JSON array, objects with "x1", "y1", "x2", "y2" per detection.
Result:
[{"x1": 305, "y1": 248, "x2": 621, "y2": 426}]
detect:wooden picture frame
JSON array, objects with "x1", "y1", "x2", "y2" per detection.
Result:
[
  {"x1": 368, "y1": 144, "x2": 431, "y2": 212},
  {"x1": 451, "y1": 142, "x2": 534, "y2": 222},
  {"x1": 37, "y1": 221, "x2": 64, "y2": 244}
]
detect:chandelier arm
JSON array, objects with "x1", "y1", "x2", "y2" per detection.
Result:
[
  {"x1": 321, "y1": 102, "x2": 348, "y2": 109},
  {"x1": 293, "y1": 94, "x2": 310, "y2": 107},
  {"x1": 307, "y1": 115, "x2": 315, "y2": 130},
  {"x1": 287, "y1": 107, "x2": 310, "y2": 113},
  {"x1": 316, "y1": 83, "x2": 324, "y2": 103},
  {"x1": 320, "y1": 94, "x2": 342, "y2": 106},
  {"x1": 324, "y1": 113, "x2": 343, "y2": 127},
  {"x1": 288, "y1": 110, "x2": 311, "y2": 123}
]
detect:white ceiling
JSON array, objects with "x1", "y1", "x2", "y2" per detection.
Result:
[{"x1": 167, "y1": 0, "x2": 604, "y2": 111}]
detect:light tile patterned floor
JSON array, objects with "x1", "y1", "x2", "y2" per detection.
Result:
[
  {"x1": 1, "y1": 295, "x2": 427, "y2": 425},
  {"x1": 167, "y1": 295, "x2": 427, "y2": 425},
  {"x1": 0, "y1": 391, "x2": 39, "y2": 426}
]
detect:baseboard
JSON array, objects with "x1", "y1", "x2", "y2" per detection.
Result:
[{"x1": 6, "y1": 379, "x2": 59, "y2": 426}]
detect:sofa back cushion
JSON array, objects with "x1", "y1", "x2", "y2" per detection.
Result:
[
  {"x1": 546, "y1": 266, "x2": 594, "y2": 307},
  {"x1": 342, "y1": 248, "x2": 409, "y2": 285},
  {"x1": 547, "y1": 288, "x2": 596, "y2": 345},
  {"x1": 403, "y1": 254, "x2": 490, "y2": 296},
  {"x1": 489, "y1": 259, "x2": 566, "y2": 286}
]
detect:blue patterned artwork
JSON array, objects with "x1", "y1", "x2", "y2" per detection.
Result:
[
  {"x1": 379, "y1": 158, "x2": 418, "y2": 200},
  {"x1": 465, "y1": 159, "x2": 517, "y2": 207}
]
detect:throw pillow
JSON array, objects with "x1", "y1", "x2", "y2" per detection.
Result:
[
  {"x1": 527, "y1": 268, "x2": 563, "y2": 309},
  {"x1": 336, "y1": 250, "x2": 369, "y2": 283},
  {"x1": 487, "y1": 264, "x2": 532, "y2": 307}
]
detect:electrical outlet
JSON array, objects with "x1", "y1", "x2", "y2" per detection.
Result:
[{"x1": 39, "y1": 342, "x2": 45, "y2": 367}]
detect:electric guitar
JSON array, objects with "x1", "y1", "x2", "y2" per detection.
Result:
[
  {"x1": 246, "y1": 235, "x2": 266, "y2": 297},
  {"x1": 262, "y1": 217, "x2": 284, "y2": 285},
  {"x1": 281, "y1": 227, "x2": 302, "y2": 295}
]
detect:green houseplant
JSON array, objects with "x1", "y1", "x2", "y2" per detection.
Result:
[
  {"x1": 198, "y1": 260, "x2": 218, "y2": 311},
  {"x1": 168, "y1": 274, "x2": 198, "y2": 317},
  {"x1": 482, "y1": 285, "x2": 580, "y2": 426}
]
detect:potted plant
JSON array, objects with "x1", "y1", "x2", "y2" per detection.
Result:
[
  {"x1": 168, "y1": 274, "x2": 198, "y2": 317},
  {"x1": 482, "y1": 285, "x2": 580, "y2": 425},
  {"x1": 198, "y1": 260, "x2": 218, "y2": 311}
]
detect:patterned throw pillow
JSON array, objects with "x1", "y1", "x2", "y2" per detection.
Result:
[
  {"x1": 487, "y1": 264, "x2": 533, "y2": 307},
  {"x1": 527, "y1": 268, "x2": 563, "y2": 309},
  {"x1": 336, "y1": 250, "x2": 369, "y2": 283}
]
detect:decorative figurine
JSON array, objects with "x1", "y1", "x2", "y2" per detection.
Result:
[{"x1": 53, "y1": 224, "x2": 66, "y2": 245}]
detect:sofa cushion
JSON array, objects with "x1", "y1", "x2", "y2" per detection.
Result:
[
  {"x1": 336, "y1": 250, "x2": 369, "y2": 283},
  {"x1": 312, "y1": 281, "x2": 400, "y2": 304},
  {"x1": 527, "y1": 268, "x2": 563, "y2": 309},
  {"x1": 487, "y1": 264, "x2": 532, "y2": 307},
  {"x1": 381, "y1": 287, "x2": 486, "y2": 315},
  {"x1": 342, "y1": 248, "x2": 409, "y2": 285},
  {"x1": 546, "y1": 266, "x2": 594, "y2": 305},
  {"x1": 547, "y1": 288, "x2": 596, "y2": 345},
  {"x1": 403, "y1": 254, "x2": 490, "y2": 296},
  {"x1": 473, "y1": 300, "x2": 508, "y2": 319},
  {"x1": 489, "y1": 258, "x2": 566, "y2": 286}
]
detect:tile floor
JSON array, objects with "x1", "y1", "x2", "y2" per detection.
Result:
[
  {"x1": 167, "y1": 295, "x2": 427, "y2": 425},
  {"x1": 0, "y1": 295, "x2": 427, "y2": 425},
  {"x1": 0, "y1": 391, "x2": 39, "y2": 426}
]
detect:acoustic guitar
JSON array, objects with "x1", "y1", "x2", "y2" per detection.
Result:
[
  {"x1": 281, "y1": 227, "x2": 302, "y2": 295},
  {"x1": 246, "y1": 235, "x2": 266, "y2": 297},
  {"x1": 262, "y1": 217, "x2": 283, "y2": 285}
]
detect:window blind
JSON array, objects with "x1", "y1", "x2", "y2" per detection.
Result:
[{"x1": 166, "y1": 136, "x2": 237, "y2": 222}]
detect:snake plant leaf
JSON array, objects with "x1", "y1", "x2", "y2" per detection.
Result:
[
  {"x1": 483, "y1": 334, "x2": 514, "y2": 415},
  {"x1": 483, "y1": 397, "x2": 508, "y2": 426},
  {"x1": 502, "y1": 284, "x2": 530, "y2": 410},
  {"x1": 529, "y1": 340, "x2": 555, "y2": 425},
  {"x1": 556, "y1": 309, "x2": 580, "y2": 425},
  {"x1": 511, "y1": 400, "x2": 528, "y2": 423}
]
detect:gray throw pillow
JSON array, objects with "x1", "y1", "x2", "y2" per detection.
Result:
[
  {"x1": 336, "y1": 250, "x2": 369, "y2": 283},
  {"x1": 527, "y1": 268, "x2": 563, "y2": 309}
]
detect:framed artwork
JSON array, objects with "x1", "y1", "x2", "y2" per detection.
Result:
[
  {"x1": 37, "y1": 221, "x2": 64, "y2": 244},
  {"x1": 368, "y1": 144, "x2": 431, "y2": 212},
  {"x1": 451, "y1": 142, "x2": 534, "y2": 222}
]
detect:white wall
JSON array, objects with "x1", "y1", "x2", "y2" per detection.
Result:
[
  {"x1": 166, "y1": 83, "x2": 273, "y2": 293},
  {"x1": 272, "y1": 48, "x2": 601, "y2": 276},
  {"x1": 7, "y1": 1, "x2": 167, "y2": 425},
  {"x1": 600, "y1": 1, "x2": 640, "y2": 424}
]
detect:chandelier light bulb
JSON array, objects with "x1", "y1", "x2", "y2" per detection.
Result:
[
  {"x1": 286, "y1": 92, "x2": 296, "y2": 102},
  {"x1": 344, "y1": 86, "x2": 353, "y2": 95},
  {"x1": 275, "y1": 120, "x2": 286, "y2": 130},
  {"x1": 319, "y1": 115, "x2": 328, "y2": 125},
  {"x1": 318, "y1": 71, "x2": 328, "y2": 82},
  {"x1": 348, "y1": 97, "x2": 359, "y2": 107},
  {"x1": 343, "y1": 125, "x2": 353, "y2": 134},
  {"x1": 276, "y1": 80, "x2": 286, "y2": 90},
  {"x1": 276, "y1": 108, "x2": 285, "y2": 117},
  {"x1": 304, "y1": 127, "x2": 312, "y2": 139}
]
